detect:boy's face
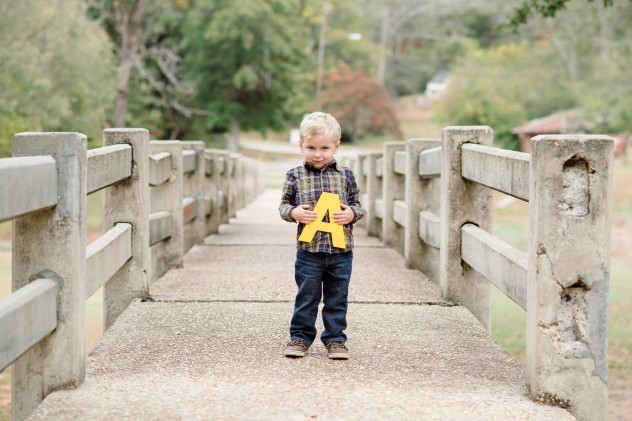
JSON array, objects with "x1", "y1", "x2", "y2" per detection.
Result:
[{"x1": 300, "y1": 135, "x2": 339, "y2": 169}]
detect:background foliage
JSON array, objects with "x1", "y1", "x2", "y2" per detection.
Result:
[{"x1": 1, "y1": 0, "x2": 631, "y2": 153}]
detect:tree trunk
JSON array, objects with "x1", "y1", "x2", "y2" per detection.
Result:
[
  {"x1": 111, "y1": 0, "x2": 148, "y2": 128},
  {"x1": 228, "y1": 117, "x2": 240, "y2": 153},
  {"x1": 112, "y1": 59, "x2": 134, "y2": 127}
]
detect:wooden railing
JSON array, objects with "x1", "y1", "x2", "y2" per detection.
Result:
[
  {"x1": 0, "y1": 129, "x2": 264, "y2": 421},
  {"x1": 343, "y1": 126, "x2": 613, "y2": 421}
]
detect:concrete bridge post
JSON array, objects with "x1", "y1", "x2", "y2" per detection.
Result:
[
  {"x1": 526, "y1": 135, "x2": 613, "y2": 421},
  {"x1": 11, "y1": 133, "x2": 87, "y2": 421},
  {"x1": 149, "y1": 141, "x2": 184, "y2": 284},
  {"x1": 182, "y1": 141, "x2": 206, "y2": 250},
  {"x1": 382, "y1": 142, "x2": 406, "y2": 254},
  {"x1": 364, "y1": 152, "x2": 383, "y2": 238},
  {"x1": 404, "y1": 138, "x2": 441, "y2": 283},
  {"x1": 103, "y1": 129, "x2": 150, "y2": 330},
  {"x1": 218, "y1": 151, "x2": 231, "y2": 225},
  {"x1": 439, "y1": 126, "x2": 493, "y2": 330},
  {"x1": 354, "y1": 154, "x2": 368, "y2": 229},
  {"x1": 204, "y1": 150, "x2": 222, "y2": 235}
]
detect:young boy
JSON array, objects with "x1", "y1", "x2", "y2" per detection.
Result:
[{"x1": 279, "y1": 112, "x2": 364, "y2": 359}]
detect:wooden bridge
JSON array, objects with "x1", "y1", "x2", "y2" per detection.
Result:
[{"x1": 0, "y1": 127, "x2": 614, "y2": 420}]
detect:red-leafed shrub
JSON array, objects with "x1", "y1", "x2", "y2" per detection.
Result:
[{"x1": 321, "y1": 65, "x2": 403, "y2": 141}]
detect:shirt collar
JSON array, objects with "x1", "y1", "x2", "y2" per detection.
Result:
[{"x1": 304, "y1": 159, "x2": 340, "y2": 172}]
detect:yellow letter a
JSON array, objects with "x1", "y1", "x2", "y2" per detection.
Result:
[{"x1": 298, "y1": 192, "x2": 346, "y2": 249}]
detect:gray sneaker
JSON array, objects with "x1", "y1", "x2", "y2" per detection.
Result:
[
  {"x1": 326, "y1": 341, "x2": 349, "y2": 359},
  {"x1": 284, "y1": 340, "x2": 309, "y2": 357}
]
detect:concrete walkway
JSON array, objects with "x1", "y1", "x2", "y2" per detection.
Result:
[{"x1": 30, "y1": 190, "x2": 575, "y2": 420}]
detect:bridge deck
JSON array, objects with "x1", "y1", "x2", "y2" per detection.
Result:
[{"x1": 30, "y1": 190, "x2": 574, "y2": 420}]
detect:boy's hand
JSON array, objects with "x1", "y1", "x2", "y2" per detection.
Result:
[
  {"x1": 333, "y1": 204, "x2": 355, "y2": 226},
  {"x1": 290, "y1": 204, "x2": 318, "y2": 224}
]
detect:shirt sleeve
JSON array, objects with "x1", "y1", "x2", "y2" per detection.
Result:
[
  {"x1": 346, "y1": 170, "x2": 364, "y2": 224},
  {"x1": 279, "y1": 172, "x2": 298, "y2": 222}
]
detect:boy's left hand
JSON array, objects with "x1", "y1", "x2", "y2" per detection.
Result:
[{"x1": 332, "y1": 204, "x2": 355, "y2": 225}]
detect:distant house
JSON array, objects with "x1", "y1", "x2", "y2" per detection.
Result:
[
  {"x1": 511, "y1": 110, "x2": 588, "y2": 153},
  {"x1": 424, "y1": 71, "x2": 451, "y2": 102}
]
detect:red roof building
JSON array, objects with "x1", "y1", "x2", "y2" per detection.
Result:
[{"x1": 511, "y1": 110, "x2": 587, "y2": 153}]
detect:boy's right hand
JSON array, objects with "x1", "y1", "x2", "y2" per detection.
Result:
[{"x1": 290, "y1": 204, "x2": 318, "y2": 224}]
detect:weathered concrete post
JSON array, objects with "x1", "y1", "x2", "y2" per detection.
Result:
[
  {"x1": 103, "y1": 129, "x2": 150, "y2": 330},
  {"x1": 149, "y1": 141, "x2": 184, "y2": 284},
  {"x1": 439, "y1": 126, "x2": 493, "y2": 330},
  {"x1": 204, "y1": 150, "x2": 221, "y2": 235},
  {"x1": 228, "y1": 154, "x2": 239, "y2": 219},
  {"x1": 355, "y1": 154, "x2": 368, "y2": 229},
  {"x1": 527, "y1": 135, "x2": 613, "y2": 421},
  {"x1": 364, "y1": 152, "x2": 383, "y2": 237},
  {"x1": 218, "y1": 151, "x2": 231, "y2": 224},
  {"x1": 382, "y1": 142, "x2": 406, "y2": 254},
  {"x1": 405, "y1": 139, "x2": 441, "y2": 282},
  {"x1": 11, "y1": 132, "x2": 87, "y2": 421},
  {"x1": 182, "y1": 141, "x2": 206, "y2": 249}
]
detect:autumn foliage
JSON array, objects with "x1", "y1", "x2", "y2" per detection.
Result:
[{"x1": 321, "y1": 65, "x2": 403, "y2": 141}]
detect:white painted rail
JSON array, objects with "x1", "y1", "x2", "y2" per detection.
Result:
[
  {"x1": 461, "y1": 144, "x2": 530, "y2": 201},
  {"x1": 0, "y1": 279, "x2": 58, "y2": 371},
  {"x1": 461, "y1": 224, "x2": 527, "y2": 310},
  {"x1": 87, "y1": 144, "x2": 132, "y2": 194},
  {"x1": 0, "y1": 156, "x2": 57, "y2": 222},
  {"x1": 85, "y1": 223, "x2": 133, "y2": 299}
]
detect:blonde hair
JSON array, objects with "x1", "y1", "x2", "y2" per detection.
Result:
[{"x1": 299, "y1": 112, "x2": 341, "y2": 144}]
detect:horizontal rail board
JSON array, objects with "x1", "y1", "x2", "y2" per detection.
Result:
[
  {"x1": 218, "y1": 191, "x2": 226, "y2": 209},
  {"x1": 419, "y1": 146, "x2": 441, "y2": 178},
  {"x1": 374, "y1": 198, "x2": 384, "y2": 219},
  {"x1": 362, "y1": 159, "x2": 369, "y2": 177},
  {"x1": 393, "y1": 151, "x2": 407, "y2": 175},
  {"x1": 461, "y1": 224, "x2": 527, "y2": 310},
  {"x1": 203, "y1": 197, "x2": 212, "y2": 216},
  {"x1": 393, "y1": 200, "x2": 407, "y2": 227},
  {"x1": 461, "y1": 144, "x2": 529, "y2": 201},
  {"x1": 0, "y1": 156, "x2": 57, "y2": 223},
  {"x1": 149, "y1": 211, "x2": 172, "y2": 246},
  {"x1": 205, "y1": 156, "x2": 214, "y2": 176},
  {"x1": 149, "y1": 152, "x2": 171, "y2": 186},
  {"x1": 182, "y1": 149, "x2": 197, "y2": 173},
  {"x1": 218, "y1": 157, "x2": 226, "y2": 174},
  {"x1": 86, "y1": 223, "x2": 132, "y2": 299},
  {"x1": 0, "y1": 279, "x2": 57, "y2": 371},
  {"x1": 183, "y1": 197, "x2": 196, "y2": 223},
  {"x1": 375, "y1": 158, "x2": 383, "y2": 177},
  {"x1": 419, "y1": 211, "x2": 441, "y2": 249},
  {"x1": 87, "y1": 144, "x2": 132, "y2": 194}
]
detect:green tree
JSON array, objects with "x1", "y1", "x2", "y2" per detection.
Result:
[
  {"x1": 506, "y1": 0, "x2": 631, "y2": 29},
  {"x1": 181, "y1": 0, "x2": 312, "y2": 151},
  {"x1": 0, "y1": 0, "x2": 118, "y2": 155},
  {"x1": 433, "y1": 41, "x2": 576, "y2": 150}
]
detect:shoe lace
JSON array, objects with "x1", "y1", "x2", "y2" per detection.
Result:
[
  {"x1": 327, "y1": 341, "x2": 347, "y2": 350},
  {"x1": 288, "y1": 340, "x2": 307, "y2": 348}
]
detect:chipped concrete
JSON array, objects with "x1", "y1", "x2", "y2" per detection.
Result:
[{"x1": 30, "y1": 188, "x2": 575, "y2": 420}]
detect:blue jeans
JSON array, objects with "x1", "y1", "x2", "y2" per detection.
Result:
[{"x1": 290, "y1": 249, "x2": 353, "y2": 346}]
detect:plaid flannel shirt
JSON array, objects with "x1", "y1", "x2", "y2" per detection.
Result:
[{"x1": 279, "y1": 160, "x2": 364, "y2": 253}]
